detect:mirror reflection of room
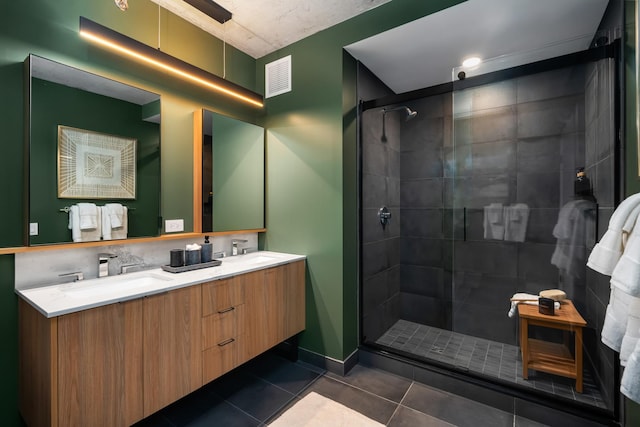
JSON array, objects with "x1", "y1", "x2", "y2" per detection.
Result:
[{"x1": 27, "y1": 55, "x2": 161, "y2": 245}]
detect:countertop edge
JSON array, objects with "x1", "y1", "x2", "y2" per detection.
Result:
[{"x1": 17, "y1": 252, "x2": 306, "y2": 318}]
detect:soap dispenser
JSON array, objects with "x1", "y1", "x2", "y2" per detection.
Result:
[{"x1": 201, "y1": 235, "x2": 213, "y2": 263}]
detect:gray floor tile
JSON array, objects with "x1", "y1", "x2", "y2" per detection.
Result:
[
  {"x1": 388, "y1": 405, "x2": 456, "y2": 427},
  {"x1": 326, "y1": 364, "x2": 412, "y2": 403},
  {"x1": 401, "y1": 382, "x2": 514, "y2": 427}
]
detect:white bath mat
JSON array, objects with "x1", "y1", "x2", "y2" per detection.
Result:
[{"x1": 268, "y1": 391, "x2": 384, "y2": 427}]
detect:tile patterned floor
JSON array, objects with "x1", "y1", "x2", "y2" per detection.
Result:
[
  {"x1": 376, "y1": 319, "x2": 607, "y2": 409},
  {"x1": 133, "y1": 350, "x2": 557, "y2": 427}
]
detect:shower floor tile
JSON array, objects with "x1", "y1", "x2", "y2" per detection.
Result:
[{"x1": 376, "y1": 319, "x2": 607, "y2": 409}]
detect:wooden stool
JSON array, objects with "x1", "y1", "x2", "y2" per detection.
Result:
[{"x1": 518, "y1": 300, "x2": 587, "y2": 392}]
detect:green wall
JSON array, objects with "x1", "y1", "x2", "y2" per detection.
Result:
[{"x1": 257, "y1": 0, "x2": 465, "y2": 360}]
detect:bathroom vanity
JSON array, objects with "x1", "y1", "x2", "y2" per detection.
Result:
[{"x1": 17, "y1": 251, "x2": 305, "y2": 427}]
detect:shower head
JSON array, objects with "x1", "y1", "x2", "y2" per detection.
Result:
[{"x1": 382, "y1": 106, "x2": 417, "y2": 121}]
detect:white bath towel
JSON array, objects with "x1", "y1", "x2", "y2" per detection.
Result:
[
  {"x1": 484, "y1": 203, "x2": 505, "y2": 240},
  {"x1": 507, "y1": 292, "x2": 560, "y2": 318},
  {"x1": 621, "y1": 339, "x2": 640, "y2": 404},
  {"x1": 620, "y1": 297, "x2": 640, "y2": 366},
  {"x1": 551, "y1": 199, "x2": 596, "y2": 289},
  {"x1": 610, "y1": 225, "x2": 640, "y2": 298},
  {"x1": 105, "y1": 203, "x2": 125, "y2": 228},
  {"x1": 101, "y1": 205, "x2": 128, "y2": 241},
  {"x1": 601, "y1": 286, "x2": 632, "y2": 352},
  {"x1": 504, "y1": 203, "x2": 529, "y2": 242},
  {"x1": 77, "y1": 203, "x2": 99, "y2": 230},
  {"x1": 68, "y1": 205, "x2": 102, "y2": 242},
  {"x1": 587, "y1": 193, "x2": 640, "y2": 276}
]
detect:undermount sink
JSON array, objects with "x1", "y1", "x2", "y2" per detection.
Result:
[
  {"x1": 244, "y1": 255, "x2": 278, "y2": 264},
  {"x1": 64, "y1": 273, "x2": 171, "y2": 299}
]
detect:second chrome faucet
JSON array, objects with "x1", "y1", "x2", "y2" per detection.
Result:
[{"x1": 98, "y1": 253, "x2": 117, "y2": 277}]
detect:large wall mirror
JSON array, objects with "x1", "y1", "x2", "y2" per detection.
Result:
[
  {"x1": 201, "y1": 110, "x2": 264, "y2": 232},
  {"x1": 26, "y1": 54, "x2": 161, "y2": 245}
]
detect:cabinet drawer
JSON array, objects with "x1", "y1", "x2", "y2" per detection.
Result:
[
  {"x1": 203, "y1": 335, "x2": 243, "y2": 383},
  {"x1": 202, "y1": 304, "x2": 245, "y2": 350},
  {"x1": 202, "y1": 277, "x2": 245, "y2": 316}
]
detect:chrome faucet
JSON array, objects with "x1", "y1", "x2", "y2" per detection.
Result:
[
  {"x1": 231, "y1": 239, "x2": 248, "y2": 256},
  {"x1": 98, "y1": 253, "x2": 117, "y2": 277}
]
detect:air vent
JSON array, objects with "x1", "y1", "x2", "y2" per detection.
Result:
[{"x1": 265, "y1": 55, "x2": 291, "y2": 98}]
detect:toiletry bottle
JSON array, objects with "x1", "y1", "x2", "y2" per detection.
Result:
[{"x1": 201, "y1": 235, "x2": 213, "y2": 263}]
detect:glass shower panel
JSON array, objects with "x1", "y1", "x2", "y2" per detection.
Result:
[{"x1": 450, "y1": 64, "x2": 594, "y2": 345}]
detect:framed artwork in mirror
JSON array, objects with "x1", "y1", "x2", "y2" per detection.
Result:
[{"x1": 57, "y1": 125, "x2": 136, "y2": 199}]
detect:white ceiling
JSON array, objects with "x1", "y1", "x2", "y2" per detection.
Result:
[
  {"x1": 345, "y1": 0, "x2": 611, "y2": 92},
  {"x1": 150, "y1": 0, "x2": 611, "y2": 94}
]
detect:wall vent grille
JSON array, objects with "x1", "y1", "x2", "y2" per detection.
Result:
[{"x1": 265, "y1": 55, "x2": 291, "y2": 98}]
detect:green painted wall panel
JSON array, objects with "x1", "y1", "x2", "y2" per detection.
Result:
[{"x1": 257, "y1": 0, "x2": 465, "y2": 359}]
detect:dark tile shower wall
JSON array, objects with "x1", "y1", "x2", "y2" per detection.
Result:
[
  {"x1": 399, "y1": 94, "x2": 452, "y2": 330},
  {"x1": 361, "y1": 106, "x2": 402, "y2": 342}
]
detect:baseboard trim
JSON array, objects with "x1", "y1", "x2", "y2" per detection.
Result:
[{"x1": 298, "y1": 347, "x2": 359, "y2": 376}]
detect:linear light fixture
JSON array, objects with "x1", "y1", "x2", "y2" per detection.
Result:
[
  {"x1": 79, "y1": 16, "x2": 263, "y2": 108},
  {"x1": 183, "y1": 0, "x2": 232, "y2": 24}
]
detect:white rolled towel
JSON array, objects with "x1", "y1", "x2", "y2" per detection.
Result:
[
  {"x1": 587, "y1": 193, "x2": 640, "y2": 276},
  {"x1": 507, "y1": 293, "x2": 559, "y2": 318},
  {"x1": 601, "y1": 286, "x2": 632, "y2": 351},
  {"x1": 621, "y1": 339, "x2": 640, "y2": 404},
  {"x1": 620, "y1": 297, "x2": 640, "y2": 366}
]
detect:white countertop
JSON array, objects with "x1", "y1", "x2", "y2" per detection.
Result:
[{"x1": 17, "y1": 251, "x2": 306, "y2": 318}]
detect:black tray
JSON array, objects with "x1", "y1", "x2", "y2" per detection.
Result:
[{"x1": 161, "y1": 259, "x2": 222, "y2": 273}]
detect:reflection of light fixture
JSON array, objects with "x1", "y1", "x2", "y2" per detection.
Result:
[
  {"x1": 114, "y1": 0, "x2": 128, "y2": 11},
  {"x1": 79, "y1": 17, "x2": 264, "y2": 108},
  {"x1": 462, "y1": 56, "x2": 482, "y2": 68},
  {"x1": 183, "y1": 0, "x2": 232, "y2": 24}
]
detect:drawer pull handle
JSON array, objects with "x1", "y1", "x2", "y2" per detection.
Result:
[
  {"x1": 218, "y1": 306, "x2": 235, "y2": 314},
  {"x1": 218, "y1": 338, "x2": 235, "y2": 347}
]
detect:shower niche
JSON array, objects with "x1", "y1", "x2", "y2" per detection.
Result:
[{"x1": 359, "y1": 45, "x2": 618, "y2": 417}]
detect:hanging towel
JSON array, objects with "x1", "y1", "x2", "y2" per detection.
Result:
[
  {"x1": 610, "y1": 223, "x2": 640, "y2": 298},
  {"x1": 601, "y1": 286, "x2": 632, "y2": 352},
  {"x1": 68, "y1": 204, "x2": 102, "y2": 242},
  {"x1": 101, "y1": 205, "x2": 128, "y2": 241},
  {"x1": 105, "y1": 203, "x2": 125, "y2": 228},
  {"x1": 620, "y1": 297, "x2": 640, "y2": 366},
  {"x1": 483, "y1": 203, "x2": 505, "y2": 240},
  {"x1": 551, "y1": 199, "x2": 596, "y2": 285},
  {"x1": 621, "y1": 338, "x2": 640, "y2": 404},
  {"x1": 504, "y1": 203, "x2": 529, "y2": 242},
  {"x1": 587, "y1": 193, "x2": 640, "y2": 276},
  {"x1": 77, "y1": 203, "x2": 99, "y2": 230}
]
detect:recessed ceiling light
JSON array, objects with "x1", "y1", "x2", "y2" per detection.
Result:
[{"x1": 462, "y1": 56, "x2": 482, "y2": 68}]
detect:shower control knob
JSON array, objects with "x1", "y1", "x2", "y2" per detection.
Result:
[{"x1": 378, "y1": 206, "x2": 392, "y2": 228}]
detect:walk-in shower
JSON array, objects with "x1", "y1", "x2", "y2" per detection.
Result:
[{"x1": 359, "y1": 42, "x2": 619, "y2": 420}]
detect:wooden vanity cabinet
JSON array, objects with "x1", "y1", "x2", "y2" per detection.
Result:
[
  {"x1": 19, "y1": 298, "x2": 144, "y2": 427},
  {"x1": 142, "y1": 285, "x2": 202, "y2": 416},
  {"x1": 201, "y1": 276, "x2": 246, "y2": 382},
  {"x1": 19, "y1": 259, "x2": 305, "y2": 427},
  {"x1": 244, "y1": 260, "x2": 306, "y2": 360}
]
